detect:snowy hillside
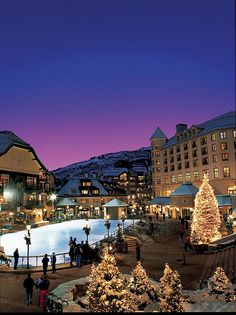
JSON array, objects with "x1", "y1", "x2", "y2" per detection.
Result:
[{"x1": 53, "y1": 147, "x2": 151, "y2": 180}]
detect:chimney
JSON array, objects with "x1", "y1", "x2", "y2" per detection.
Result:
[{"x1": 176, "y1": 124, "x2": 187, "y2": 133}]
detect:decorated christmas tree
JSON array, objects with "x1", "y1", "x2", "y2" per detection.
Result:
[
  {"x1": 191, "y1": 173, "x2": 221, "y2": 244},
  {"x1": 87, "y1": 246, "x2": 135, "y2": 312},
  {"x1": 128, "y1": 261, "x2": 152, "y2": 295},
  {"x1": 208, "y1": 266, "x2": 232, "y2": 294},
  {"x1": 159, "y1": 263, "x2": 184, "y2": 312}
]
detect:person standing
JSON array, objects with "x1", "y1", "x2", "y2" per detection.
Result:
[
  {"x1": 69, "y1": 243, "x2": 75, "y2": 267},
  {"x1": 42, "y1": 254, "x2": 49, "y2": 274},
  {"x1": 135, "y1": 240, "x2": 141, "y2": 261},
  {"x1": 38, "y1": 274, "x2": 50, "y2": 312},
  {"x1": 23, "y1": 272, "x2": 35, "y2": 306},
  {"x1": 50, "y1": 252, "x2": 56, "y2": 273},
  {"x1": 13, "y1": 248, "x2": 19, "y2": 270},
  {"x1": 74, "y1": 243, "x2": 83, "y2": 268},
  {"x1": 162, "y1": 212, "x2": 165, "y2": 221}
]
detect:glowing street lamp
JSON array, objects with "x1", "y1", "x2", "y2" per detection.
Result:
[
  {"x1": 104, "y1": 215, "x2": 111, "y2": 238},
  {"x1": 50, "y1": 193, "x2": 57, "y2": 211},
  {"x1": 131, "y1": 209, "x2": 136, "y2": 228},
  {"x1": 24, "y1": 225, "x2": 31, "y2": 269},
  {"x1": 120, "y1": 211, "x2": 126, "y2": 233},
  {"x1": 83, "y1": 224, "x2": 91, "y2": 243}
]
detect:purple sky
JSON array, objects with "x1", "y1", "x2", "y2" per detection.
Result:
[{"x1": 0, "y1": 0, "x2": 235, "y2": 171}]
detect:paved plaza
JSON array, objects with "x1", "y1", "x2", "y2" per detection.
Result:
[{"x1": 0, "y1": 233, "x2": 207, "y2": 313}]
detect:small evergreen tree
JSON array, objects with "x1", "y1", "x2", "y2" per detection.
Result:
[
  {"x1": 159, "y1": 263, "x2": 184, "y2": 312},
  {"x1": 208, "y1": 266, "x2": 232, "y2": 294},
  {"x1": 87, "y1": 247, "x2": 135, "y2": 312},
  {"x1": 191, "y1": 173, "x2": 221, "y2": 244},
  {"x1": 128, "y1": 261, "x2": 152, "y2": 295}
]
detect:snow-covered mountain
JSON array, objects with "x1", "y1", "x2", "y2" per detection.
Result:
[{"x1": 53, "y1": 147, "x2": 151, "y2": 181}]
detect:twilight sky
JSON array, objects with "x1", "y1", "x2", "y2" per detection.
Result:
[{"x1": 0, "y1": 0, "x2": 235, "y2": 171}]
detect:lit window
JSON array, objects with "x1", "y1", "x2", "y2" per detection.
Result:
[
  {"x1": 222, "y1": 153, "x2": 229, "y2": 161},
  {"x1": 185, "y1": 172, "x2": 191, "y2": 182},
  {"x1": 233, "y1": 130, "x2": 236, "y2": 138},
  {"x1": 211, "y1": 133, "x2": 216, "y2": 141},
  {"x1": 212, "y1": 144, "x2": 217, "y2": 151},
  {"x1": 171, "y1": 175, "x2": 176, "y2": 183},
  {"x1": 223, "y1": 167, "x2": 230, "y2": 177},
  {"x1": 82, "y1": 181, "x2": 91, "y2": 186},
  {"x1": 203, "y1": 169, "x2": 210, "y2": 177},
  {"x1": 177, "y1": 174, "x2": 183, "y2": 182},
  {"x1": 220, "y1": 131, "x2": 227, "y2": 139},
  {"x1": 213, "y1": 155, "x2": 218, "y2": 162},
  {"x1": 193, "y1": 171, "x2": 200, "y2": 179},
  {"x1": 220, "y1": 142, "x2": 228, "y2": 150},
  {"x1": 213, "y1": 168, "x2": 219, "y2": 178},
  {"x1": 81, "y1": 190, "x2": 89, "y2": 195}
]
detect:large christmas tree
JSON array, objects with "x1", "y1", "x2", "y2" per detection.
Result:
[
  {"x1": 128, "y1": 261, "x2": 152, "y2": 295},
  {"x1": 159, "y1": 263, "x2": 184, "y2": 312},
  {"x1": 87, "y1": 246, "x2": 134, "y2": 312},
  {"x1": 191, "y1": 173, "x2": 221, "y2": 244}
]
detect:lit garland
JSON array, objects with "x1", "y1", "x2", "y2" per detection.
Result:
[{"x1": 191, "y1": 174, "x2": 221, "y2": 244}]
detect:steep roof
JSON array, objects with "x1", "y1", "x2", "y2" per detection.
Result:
[
  {"x1": 103, "y1": 198, "x2": 128, "y2": 207},
  {"x1": 163, "y1": 111, "x2": 235, "y2": 148},
  {"x1": 0, "y1": 130, "x2": 46, "y2": 170},
  {"x1": 0, "y1": 130, "x2": 31, "y2": 154},
  {"x1": 171, "y1": 183, "x2": 199, "y2": 196},
  {"x1": 150, "y1": 127, "x2": 167, "y2": 140}
]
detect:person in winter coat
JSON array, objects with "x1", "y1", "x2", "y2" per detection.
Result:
[
  {"x1": 69, "y1": 244, "x2": 75, "y2": 267},
  {"x1": 13, "y1": 248, "x2": 19, "y2": 270},
  {"x1": 74, "y1": 243, "x2": 83, "y2": 268},
  {"x1": 23, "y1": 272, "x2": 35, "y2": 305},
  {"x1": 38, "y1": 274, "x2": 50, "y2": 311},
  {"x1": 42, "y1": 254, "x2": 49, "y2": 274},
  {"x1": 50, "y1": 252, "x2": 56, "y2": 273}
]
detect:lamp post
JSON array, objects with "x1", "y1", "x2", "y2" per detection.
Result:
[
  {"x1": 24, "y1": 225, "x2": 31, "y2": 269},
  {"x1": 83, "y1": 224, "x2": 91, "y2": 243},
  {"x1": 139, "y1": 207, "x2": 143, "y2": 223},
  {"x1": 50, "y1": 193, "x2": 57, "y2": 212},
  {"x1": 104, "y1": 215, "x2": 111, "y2": 238},
  {"x1": 120, "y1": 211, "x2": 126, "y2": 233},
  {"x1": 131, "y1": 209, "x2": 136, "y2": 228},
  {"x1": 0, "y1": 197, "x2": 3, "y2": 246}
]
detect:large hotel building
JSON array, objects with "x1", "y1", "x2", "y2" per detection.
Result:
[{"x1": 150, "y1": 111, "x2": 236, "y2": 218}]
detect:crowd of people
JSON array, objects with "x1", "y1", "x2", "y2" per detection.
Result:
[{"x1": 68, "y1": 236, "x2": 100, "y2": 267}]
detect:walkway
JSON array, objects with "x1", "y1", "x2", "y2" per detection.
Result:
[{"x1": 0, "y1": 233, "x2": 216, "y2": 313}]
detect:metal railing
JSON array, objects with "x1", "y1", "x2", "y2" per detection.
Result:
[{"x1": 3, "y1": 223, "x2": 135, "y2": 268}]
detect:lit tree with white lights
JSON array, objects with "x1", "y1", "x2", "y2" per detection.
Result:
[
  {"x1": 87, "y1": 247, "x2": 134, "y2": 312},
  {"x1": 159, "y1": 263, "x2": 184, "y2": 312},
  {"x1": 191, "y1": 173, "x2": 221, "y2": 244},
  {"x1": 208, "y1": 266, "x2": 232, "y2": 294},
  {"x1": 128, "y1": 261, "x2": 152, "y2": 295}
]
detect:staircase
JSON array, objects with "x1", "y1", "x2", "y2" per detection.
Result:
[{"x1": 200, "y1": 245, "x2": 236, "y2": 285}]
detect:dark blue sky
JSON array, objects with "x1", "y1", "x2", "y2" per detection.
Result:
[{"x1": 0, "y1": 0, "x2": 234, "y2": 170}]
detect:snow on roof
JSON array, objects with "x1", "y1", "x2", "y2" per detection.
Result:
[
  {"x1": 103, "y1": 198, "x2": 128, "y2": 207},
  {"x1": 149, "y1": 196, "x2": 171, "y2": 205},
  {"x1": 163, "y1": 111, "x2": 236, "y2": 148},
  {"x1": 150, "y1": 127, "x2": 167, "y2": 140},
  {"x1": 0, "y1": 130, "x2": 31, "y2": 155},
  {"x1": 171, "y1": 183, "x2": 199, "y2": 196},
  {"x1": 56, "y1": 198, "x2": 78, "y2": 207},
  {"x1": 103, "y1": 168, "x2": 128, "y2": 177},
  {"x1": 216, "y1": 195, "x2": 232, "y2": 207}
]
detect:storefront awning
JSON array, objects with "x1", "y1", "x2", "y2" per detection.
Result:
[{"x1": 149, "y1": 196, "x2": 171, "y2": 206}]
